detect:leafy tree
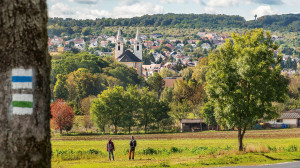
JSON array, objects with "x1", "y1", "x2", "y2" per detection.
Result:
[
  {"x1": 206, "y1": 29, "x2": 289, "y2": 151},
  {"x1": 104, "y1": 63, "x2": 141, "y2": 88},
  {"x1": 200, "y1": 102, "x2": 217, "y2": 127},
  {"x1": 160, "y1": 87, "x2": 174, "y2": 103},
  {"x1": 80, "y1": 95, "x2": 97, "y2": 115},
  {"x1": 90, "y1": 86, "x2": 125, "y2": 134},
  {"x1": 192, "y1": 58, "x2": 209, "y2": 84},
  {"x1": 65, "y1": 68, "x2": 106, "y2": 114},
  {"x1": 147, "y1": 72, "x2": 165, "y2": 98},
  {"x1": 121, "y1": 85, "x2": 140, "y2": 134},
  {"x1": 180, "y1": 67, "x2": 193, "y2": 81},
  {"x1": 159, "y1": 68, "x2": 177, "y2": 78},
  {"x1": 82, "y1": 27, "x2": 92, "y2": 36},
  {"x1": 169, "y1": 99, "x2": 191, "y2": 120},
  {"x1": 53, "y1": 74, "x2": 68, "y2": 100},
  {"x1": 139, "y1": 88, "x2": 169, "y2": 133},
  {"x1": 50, "y1": 99, "x2": 75, "y2": 134}
]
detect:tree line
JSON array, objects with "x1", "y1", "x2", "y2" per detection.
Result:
[{"x1": 48, "y1": 13, "x2": 300, "y2": 37}]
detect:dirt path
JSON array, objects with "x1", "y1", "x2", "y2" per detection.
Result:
[{"x1": 51, "y1": 128, "x2": 300, "y2": 141}]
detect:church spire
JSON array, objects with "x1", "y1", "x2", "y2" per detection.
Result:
[
  {"x1": 135, "y1": 27, "x2": 141, "y2": 42},
  {"x1": 117, "y1": 27, "x2": 123, "y2": 41}
]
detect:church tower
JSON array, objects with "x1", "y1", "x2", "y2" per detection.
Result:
[
  {"x1": 134, "y1": 28, "x2": 143, "y2": 61},
  {"x1": 115, "y1": 28, "x2": 124, "y2": 59}
]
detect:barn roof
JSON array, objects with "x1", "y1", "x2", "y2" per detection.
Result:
[
  {"x1": 180, "y1": 119, "x2": 204, "y2": 124},
  {"x1": 280, "y1": 112, "x2": 300, "y2": 119}
]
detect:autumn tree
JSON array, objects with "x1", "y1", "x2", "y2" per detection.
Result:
[
  {"x1": 80, "y1": 96, "x2": 96, "y2": 131},
  {"x1": 51, "y1": 99, "x2": 75, "y2": 134},
  {"x1": 206, "y1": 29, "x2": 289, "y2": 151}
]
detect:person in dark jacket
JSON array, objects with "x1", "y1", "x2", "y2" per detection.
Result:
[
  {"x1": 107, "y1": 138, "x2": 115, "y2": 161},
  {"x1": 129, "y1": 136, "x2": 137, "y2": 160}
]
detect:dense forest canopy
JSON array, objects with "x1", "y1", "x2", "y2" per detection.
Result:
[{"x1": 48, "y1": 13, "x2": 300, "y2": 37}]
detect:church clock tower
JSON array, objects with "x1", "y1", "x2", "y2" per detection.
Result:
[
  {"x1": 134, "y1": 28, "x2": 143, "y2": 61},
  {"x1": 115, "y1": 28, "x2": 124, "y2": 59}
]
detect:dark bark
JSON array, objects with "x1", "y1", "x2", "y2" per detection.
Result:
[
  {"x1": 114, "y1": 125, "x2": 117, "y2": 134},
  {"x1": 0, "y1": 0, "x2": 51, "y2": 167},
  {"x1": 238, "y1": 127, "x2": 246, "y2": 151}
]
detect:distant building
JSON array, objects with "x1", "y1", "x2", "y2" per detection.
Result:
[
  {"x1": 201, "y1": 43, "x2": 211, "y2": 49},
  {"x1": 180, "y1": 119, "x2": 206, "y2": 132},
  {"x1": 163, "y1": 77, "x2": 182, "y2": 88},
  {"x1": 265, "y1": 109, "x2": 300, "y2": 128},
  {"x1": 115, "y1": 28, "x2": 143, "y2": 76}
]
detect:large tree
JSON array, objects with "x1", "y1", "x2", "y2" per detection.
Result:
[
  {"x1": 90, "y1": 86, "x2": 125, "y2": 134},
  {"x1": 50, "y1": 99, "x2": 75, "y2": 134},
  {"x1": 0, "y1": 0, "x2": 51, "y2": 166},
  {"x1": 206, "y1": 29, "x2": 289, "y2": 151}
]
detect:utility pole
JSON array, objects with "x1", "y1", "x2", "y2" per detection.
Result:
[{"x1": 0, "y1": 0, "x2": 51, "y2": 167}]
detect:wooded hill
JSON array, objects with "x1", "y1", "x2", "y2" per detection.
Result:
[{"x1": 48, "y1": 13, "x2": 300, "y2": 37}]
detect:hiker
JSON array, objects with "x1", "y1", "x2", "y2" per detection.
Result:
[
  {"x1": 107, "y1": 138, "x2": 115, "y2": 161},
  {"x1": 129, "y1": 136, "x2": 137, "y2": 160}
]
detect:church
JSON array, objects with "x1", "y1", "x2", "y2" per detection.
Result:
[{"x1": 115, "y1": 28, "x2": 143, "y2": 76}]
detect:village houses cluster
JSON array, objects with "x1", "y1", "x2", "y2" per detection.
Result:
[{"x1": 48, "y1": 29, "x2": 296, "y2": 83}]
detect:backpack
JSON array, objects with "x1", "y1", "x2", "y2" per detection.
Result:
[
  {"x1": 108, "y1": 142, "x2": 113, "y2": 150},
  {"x1": 131, "y1": 139, "x2": 136, "y2": 147}
]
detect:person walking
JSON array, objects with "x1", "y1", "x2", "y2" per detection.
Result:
[
  {"x1": 129, "y1": 136, "x2": 137, "y2": 160},
  {"x1": 107, "y1": 138, "x2": 115, "y2": 161}
]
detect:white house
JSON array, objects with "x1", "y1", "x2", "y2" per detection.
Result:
[
  {"x1": 265, "y1": 109, "x2": 300, "y2": 128},
  {"x1": 201, "y1": 43, "x2": 211, "y2": 49}
]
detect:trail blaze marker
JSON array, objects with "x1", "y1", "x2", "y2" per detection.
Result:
[
  {"x1": 12, "y1": 68, "x2": 33, "y2": 89},
  {"x1": 11, "y1": 68, "x2": 34, "y2": 115}
]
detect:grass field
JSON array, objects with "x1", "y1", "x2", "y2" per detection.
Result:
[{"x1": 52, "y1": 129, "x2": 300, "y2": 168}]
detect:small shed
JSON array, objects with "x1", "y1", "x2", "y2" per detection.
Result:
[{"x1": 180, "y1": 119, "x2": 206, "y2": 132}]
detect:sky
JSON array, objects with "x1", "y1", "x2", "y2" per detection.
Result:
[{"x1": 48, "y1": 0, "x2": 300, "y2": 21}]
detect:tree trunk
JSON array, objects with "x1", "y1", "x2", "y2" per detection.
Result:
[
  {"x1": 60, "y1": 128, "x2": 63, "y2": 134},
  {"x1": 114, "y1": 125, "x2": 118, "y2": 134},
  {"x1": 0, "y1": 0, "x2": 51, "y2": 167},
  {"x1": 128, "y1": 126, "x2": 131, "y2": 134},
  {"x1": 238, "y1": 127, "x2": 246, "y2": 151}
]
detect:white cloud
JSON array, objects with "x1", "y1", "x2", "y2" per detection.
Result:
[
  {"x1": 160, "y1": 0, "x2": 187, "y2": 4},
  {"x1": 49, "y1": 2, "x2": 164, "y2": 19},
  {"x1": 204, "y1": 7, "x2": 216, "y2": 14},
  {"x1": 193, "y1": 0, "x2": 204, "y2": 5},
  {"x1": 252, "y1": 5, "x2": 279, "y2": 17},
  {"x1": 206, "y1": 0, "x2": 239, "y2": 7},
  {"x1": 69, "y1": 0, "x2": 98, "y2": 4},
  {"x1": 49, "y1": 3, "x2": 76, "y2": 17},
  {"x1": 119, "y1": 0, "x2": 140, "y2": 5},
  {"x1": 113, "y1": 2, "x2": 164, "y2": 18}
]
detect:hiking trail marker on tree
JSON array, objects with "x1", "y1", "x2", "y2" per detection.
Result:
[{"x1": 11, "y1": 68, "x2": 34, "y2": 115}]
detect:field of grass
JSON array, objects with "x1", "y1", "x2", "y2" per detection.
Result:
[{"x1": 52, "y1": 129, "x2": 300, "y2": 168}]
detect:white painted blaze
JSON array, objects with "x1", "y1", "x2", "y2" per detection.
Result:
[
  {"x1": 12, "y1": 68, "x2": 33, "y2": 89},
  {"x1": 12, "y1": 107, "x2": 33, "y2": 115},
  {"x1": 12, "y1": 94, "x2": 33, "y2": 102}
]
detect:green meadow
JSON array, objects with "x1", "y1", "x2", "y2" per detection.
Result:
[{"x1": 52, "y1": 129, "x2": 300, "y2": 168}]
